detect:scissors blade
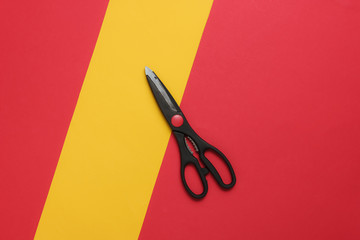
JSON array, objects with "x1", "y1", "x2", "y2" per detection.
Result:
[{"x1": 145, "y1": 67, "x2": 182, "y2": 123}]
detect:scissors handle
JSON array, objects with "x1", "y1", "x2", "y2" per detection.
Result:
[
  {"x1": 199, "y1": 141, "x2": 236, "y2": 189},
  {"x1": 173, "y1": 130, "x2": 236, "y2": 199},
  {"x1": 173, "y1": 131, "x2": 209, "y2": 199}
]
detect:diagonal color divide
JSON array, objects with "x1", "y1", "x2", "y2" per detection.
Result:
[
  {"x1": 139, "y1": 0, "x2": 360, "y2": 239},
  {"x1": 0, "y1": 1, "x2": 108, "y2": 239},
  {"x1": 35, "y1": 1, "x2": 213, "y2": 239}
]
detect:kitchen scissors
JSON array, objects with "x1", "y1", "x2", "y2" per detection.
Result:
[{"x1": 145, "y1": 67, "x2": 236, "y2": 199}]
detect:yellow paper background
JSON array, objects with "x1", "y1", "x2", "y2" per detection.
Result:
[{"x1": 35, "y1": 0, "x2": 212, "y2": 239}]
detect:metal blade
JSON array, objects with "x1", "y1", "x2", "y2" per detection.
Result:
[{"x1": 145, "y1": 67, "x2": 181, "y2": 123}]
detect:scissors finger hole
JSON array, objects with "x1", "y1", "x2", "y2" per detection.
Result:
[
  {"x1": 204, "y1": 149, "x2": 233, "y2": 185},
  {"x1": 184, "y1": 164, "x2": 204, "y2": 195}
]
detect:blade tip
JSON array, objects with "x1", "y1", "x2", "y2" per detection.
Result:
[{"x1": 145, "y1": 66, "x2": 152, "y2": 75}]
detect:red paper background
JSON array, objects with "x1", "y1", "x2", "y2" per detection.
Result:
[
  {"x1": 140, "y1": 0, "x2": 360, "y2": 239},
  {"x1": 0, "y1": 1, "x2": 108, "y2": 239}
]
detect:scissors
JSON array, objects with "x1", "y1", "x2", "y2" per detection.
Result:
[{"x1": 145, "y1": 67, "x2": 236, "y2": 199}]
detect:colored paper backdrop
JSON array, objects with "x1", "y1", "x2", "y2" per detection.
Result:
[
  {"x1": 140, "y1": 0, "x2": 360, "y2": 239},
  {"x1": 1, "y1": 0, "x2": 360, "y2": 239},
  {"x1": 0, "y1": 1, "x2": 108, "y2": 239},
  {"x1": 35, "y1": 1, "x2": 212, "y2": 239}
]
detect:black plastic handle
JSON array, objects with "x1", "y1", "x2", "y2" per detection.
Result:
[
  {"x1": 199, "y1": 143, "x2": 236, "y2": 189},
  {"x1": 181, "y1": 161, "x2": 209, "y2": 199},
  {"x1": 173, "y1": 131, "x2": 209, "y2": 199}
]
